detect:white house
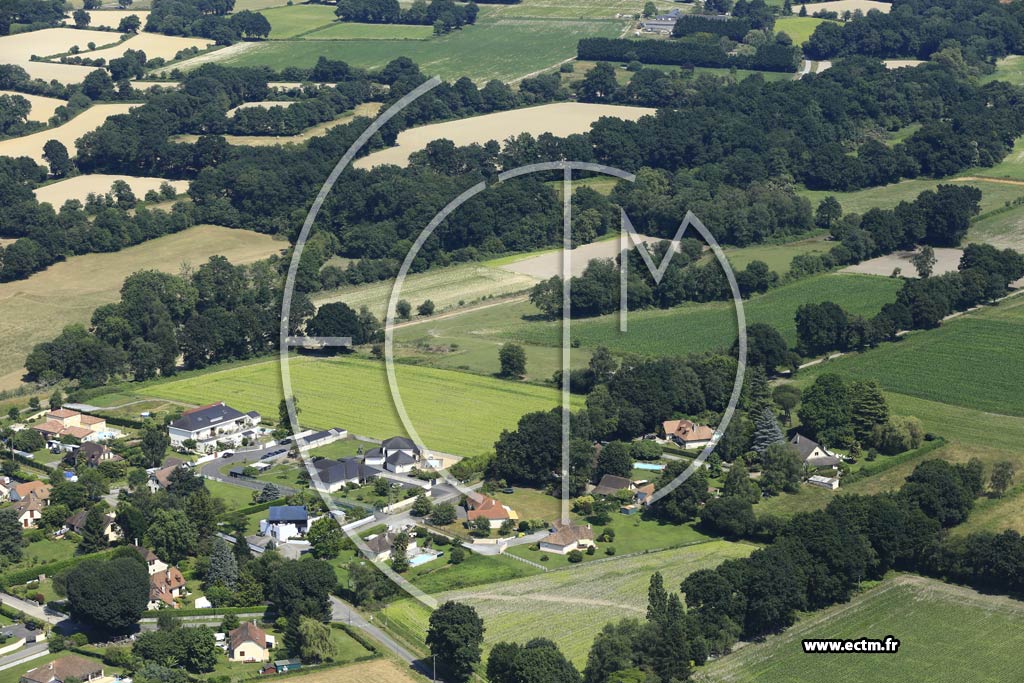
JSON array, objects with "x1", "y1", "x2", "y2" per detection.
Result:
[
  {"x1": 260, "y1": 505, "x2": 317, "y2": 543},
  {"x1": 539, "y1": 522, "x2": 595, "y2": 555},
  {"x1": 167, "y1": 402, "x2": 261, "y2": 452},
  {"x1": 364, "y1": 531, "x2": 417, "y2": 562},
  {"x1": 790, "y1": 434, "x2": 841, "y2": 469}
]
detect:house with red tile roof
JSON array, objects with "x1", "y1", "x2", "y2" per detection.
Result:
[{"x1": 465, "y1": 494, "x2": 519, "y2": 530}]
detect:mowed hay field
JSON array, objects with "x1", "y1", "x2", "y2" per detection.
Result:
[
  {"x1": 0, "y1": 104, "x2": 137, "y2": 163},
  {"x1": 388, "y1": 541, "x2": 756, "y2": 667},
  {"x1": 281, "y1": 659, "x2": 417, "y2": 683},
  {"x1": 302, "y1": 22, "x2": 435, "y2": 40},
  {"x1": 355, "y1": 102, "x2": 655, "y2": 168},
  {"x1": 774, "y1": 16, "x2": 833, "y2": 45},
  {"x1": 0, "y1": 225, "x2": 281, "y2": 390},
  {"x1": 0, "y1": 91, "x2": 65, "y2": 122},
  {"x1": 33, "y1": 175, "x2": 188, "y2": 206},
  {"x1": 698, "y1": 576, "x2": 1024, "y2": 683},
  {"x1": 140, "y1": 353, "x2": 582, "y2": 455},
  {"x1": 259, "y1": 4, "x2": 337, "y2": 38},
  {"x1": 312, "y1": 262, "x2": 539, "y2": 319},
  {"x1": 798, "y1": 177, "x2": 1024, "y2": 216},
  {"x1": 798, "y1": 294, "x2": 1024, "y2": 418},
  {"x1": 504, "y1": 273, "x2": 902, "y2": 356}
]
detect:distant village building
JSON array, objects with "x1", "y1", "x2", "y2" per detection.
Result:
[
  {"x1": 640, "y1": 7, "x2": 682, "y2": 33},
  {"x1": 65, "y1": 510, "x2": 122, "y2": 542},
  {"x1": 148, "y1": 565, "x2": 187, "y2": 610},
  {"x1": 147, "y1": 459, "x2": 188, "y2": 493},
  {"x1": 167, "y1": 402, "x2": 261, "y2": 452},
  {"x1": 311, "y1": 457, "x2": 371, "y2": 493},
  {"x1": 363, "y1": 436, "x2": 423, "y2": 474},
  {"x1": 70, "y1": 443, "x2": 122, "y2": 469},
  {"x1": 364, "y1": 530, "x2": 417, "y2": 562}
]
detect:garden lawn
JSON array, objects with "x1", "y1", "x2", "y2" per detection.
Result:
[
  {"x1": 699, "y1": 576, "x2": 1024, "y2": 683},
  {"x1": 205, "y1": 478, "x2": 258, "y2": 510},
  {"x1": 407, "y1": 551, "x2": 540, "y2": 593},
  {"x1": 140, "y1": 354, "x2": 580, "y2": 456}
]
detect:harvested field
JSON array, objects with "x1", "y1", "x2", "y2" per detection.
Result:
[
  {"x1": 0, "y1": 225, "x2": 281, "y2": 391},
  {"x1": 83, "y1": 32, "x2": 214, "y2": 62},
  {"x1": 497, "y1": 233, "x2": 668, "y2": 279},
  {"x1": 153, "y1": 41, "x2": 256, "y2": 75},
  {"x1": 0, "y1": 103, "x2": 136, "y2": 163},
  {"x1": 13, "y1": 60, "x2": 97, "y2": 85},
  {"x1": 884, "y1": 59, "x2": 925, "y2": 69},
  {"x1": 64, "y1": 10, "x2": 150, "y2": 29},
  {"x1": 356, "y1": 102, "x2": 654, "y2": 168},
  {"x1": 840, "y1": 247, "x2": 963, "y2": 278},
  {"x1": 800, "y1": 0, "x2": 891, "y2": 13},
  {"x1": 173, "y1": 102, "x2": 382, "y2": 146},
  {"x1": 33, "y1": 174, "x2": 189, "y2": 206},
  {"x1": 225, "y1": 100, "x2": 295, "y2": 114},
  {"x1": 0, "y1": 91, "x2": 64, "y2": 123},
  {"x1": 0, "y1": 27, "x2": 100, "y2": 60},
  {"x1": 283, "y1": 659, "x2": 417, "y2": 683}
]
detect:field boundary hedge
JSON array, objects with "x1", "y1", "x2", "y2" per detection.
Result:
[{"x1": 0, "y1": 549, "x2": 116, "y2": 588}]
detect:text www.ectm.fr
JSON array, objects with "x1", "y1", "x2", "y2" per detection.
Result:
[{"x1": 802, "y1": 637, "x2": 900, "y2": 654}]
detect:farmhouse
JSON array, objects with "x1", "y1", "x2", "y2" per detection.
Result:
[
  {"x1": 148, "y1": 565, "x2": 187, "y2": 609},
  {"x1": 662, "y1": 419, "x2": 715, "y2": 449},
  {"x1": 640, "y1": 7, "x2": 681, "y2": 33},
  {"x1": 310, "y1": 457, "x2": 373, "y2": 493},
  {"x1": 790, "y1": 434, "x2": 841, "y2": 469},
  {"x1": 65, "y1": 510, "x2": 122, "y2": 542},
  {"x1": 32, "y1": 408, "x2": 107, "y2": 444},
  {"x1": 20, "y1": 655, "x2": 104, "y2": 683},
  {"x1": 259, "y1": 505, "x2": 316, "y2": 543},
  {"x1": 465, "y1": 494, "x2": 519, "y2": 529},
  {"x1": 364, "y1": 531, "x2": 417, "y2": 562},
  {"x1": 167, "y1": 402, "x2": 261, "y2": 452},
  {"x1": 540, "y1": 522, "x2": 595, "y2": 555},
  {"x1": 228, "y1": 621, "x2": 275, "y2": 662}
]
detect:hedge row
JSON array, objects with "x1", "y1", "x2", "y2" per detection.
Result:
[
  {"x1": 577, "y1": 36, "x2": 801, "y2": 72},
  {"x1": 141, "y1": 605, "x2": 267, "y2": 618}
]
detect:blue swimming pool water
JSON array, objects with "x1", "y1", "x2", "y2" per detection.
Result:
[
  {"x1": 633, "y1": 462, "x2": 666, "y2": 471},
  {"x1": 409, "y1": 552, "x2": 440, "y2": 567}
]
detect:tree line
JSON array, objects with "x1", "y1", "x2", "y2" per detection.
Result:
[
  {"x1": 335, "y1": 0, "x2": 479, "y2": 35},
  {"x1": 578, "y1": 35, "x2": 802, "y2": 73},
  {"x1": 145, "y1": 0, "x2": 272, "y2": 44}
]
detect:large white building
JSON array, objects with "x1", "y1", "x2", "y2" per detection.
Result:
[{"x1": 167, "y1": 402, "x2": 261, "y2": 452}]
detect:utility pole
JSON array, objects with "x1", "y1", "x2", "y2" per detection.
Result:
[{"x1": 432, "y1": 654, "x2": 437, "y2": 682}]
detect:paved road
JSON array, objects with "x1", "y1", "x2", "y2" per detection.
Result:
[
  {"x1": 330, "y1": 596, "x2": 441, "y2": 681},
  {"x1": 198, "y1": 446, "x2": 297, "y2": 495},
  {"x1": 0, "y1": 642, "x2": 49, "y2": 672},
  {"x1": 0, "y1": 594, "x2": 69, "y2": 627}
]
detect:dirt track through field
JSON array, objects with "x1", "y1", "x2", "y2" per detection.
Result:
[{"x1": 453, "y1": 591, "x2": 645, "y2": 611}]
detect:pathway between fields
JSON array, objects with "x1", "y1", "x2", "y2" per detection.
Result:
[
  {"x1": 450, "y1": 592, "x2": 645, "y2": 612},
  {"x1": 955, "y1": 175, "x2": 1024, "y2": 187}
]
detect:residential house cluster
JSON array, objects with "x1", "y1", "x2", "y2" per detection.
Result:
[
  {"x1": 136, "y1": 546, "x2": 187, "y2": 610},
  {"x1": 640, "y1": 7, "x2": 681, "y2": 33},
  {"x1": 8, "y1": 481, "x2": 51, "y2": 529},
  {"x1": 167, "y1": 402, "x2": 261, "y2": 453},
  {"x1": 590, "y1": 474, "x2": 656, "y2": 514},
  {"x1": 310, "y1": 435, "x2": 431, "y2": 493}
]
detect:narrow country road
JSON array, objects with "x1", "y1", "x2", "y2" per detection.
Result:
[
  {"x1": 0, "y1": 643, "x2": 49, "y2": 672},
  {"x1": 329, "y1": 596, "x2": 443, "y2": 681},
  {"x1": 198, "y1": 448, "x2": 297, "y2": 496},
  {"x1": 0, "y1": 593, "x2": 69, "y2": 627}
]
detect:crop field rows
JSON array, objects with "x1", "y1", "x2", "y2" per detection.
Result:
[
  {"x1": 698, "y1": 576, "x2": 1024, "y2": 683},
  {"x1": 386, "y1": 541, "x2": 755, "y2": 667}
]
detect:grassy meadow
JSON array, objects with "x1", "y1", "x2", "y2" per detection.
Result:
[
  {"x1": 138, "y1": 353, "x2": 581, "y2": 456},
  {"x1": 798, "y1": 177, "x2": 1024, "y2": 216},
  {"x1": 259, "y1": 4, "x2": 337, "y2": 38},
  {"x1": 775, "y1": 16, "x2": 833, "y2": 45},
  {"x1": 699, "y1": 576, "x2": 1024, "y2": 683}
]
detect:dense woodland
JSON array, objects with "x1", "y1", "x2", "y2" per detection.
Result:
[{"x1": 334, "y1": 0, "x2": 479, "y2": 34}]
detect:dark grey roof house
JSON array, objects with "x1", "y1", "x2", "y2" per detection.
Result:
[{"x1": 790, "y1": 434, "x2": 841, "y2": 468}]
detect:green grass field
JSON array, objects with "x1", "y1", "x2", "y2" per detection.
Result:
[
  {"x1": 775, "y1": 16, "x2": 833, "y2": 45},
  {"x1": 485, "y1": 0, "x2": 652, "y2": 20},
  {"x1": 983, "y1": 54, "x2": 1024, "y2": 86},
  {"x1": 501, "y1": 273, "x2": 902, "y2": 357},
  {"x1": 699, "y1": 576, "x2": 1024, "y2": 683},
  {"x1": 137, "y1": 354, "x2": 580, "y2": 456},
  {"x1": 798, "y1": 177, "x2": 1024, "y2": 217},
  {"x1": 798, "y1": 294, "x2": 1024, "y2": 418},
  {"x1": 259, "y1": 4, "x2": 337, "y2": 38},
  {"x1": 303, "y1": 22, "x2": 435, "y2": 40},
  {"x1": 964, "y1": 135, "x2": 1024, "y2": 181},
  {"x1": 386, "y1": 540, "x2": 755, "y2": 667},
  {"x1": 967, "y1": 201, "x2": 1024, "y2": 251},
  {"x1": 204, "y1": 15, "x2": 625, "y2": 83},
  {"x1": 722, "y1": 235, "x2": 830, "y2": 273}
]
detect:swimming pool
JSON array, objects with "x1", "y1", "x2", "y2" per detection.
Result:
[
  {"x1": 409, "y1": 551, "x2": 441, "y2": 567},
  {"x1": 633, "y1": 462, "x2": 666, "y2": 471}
]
